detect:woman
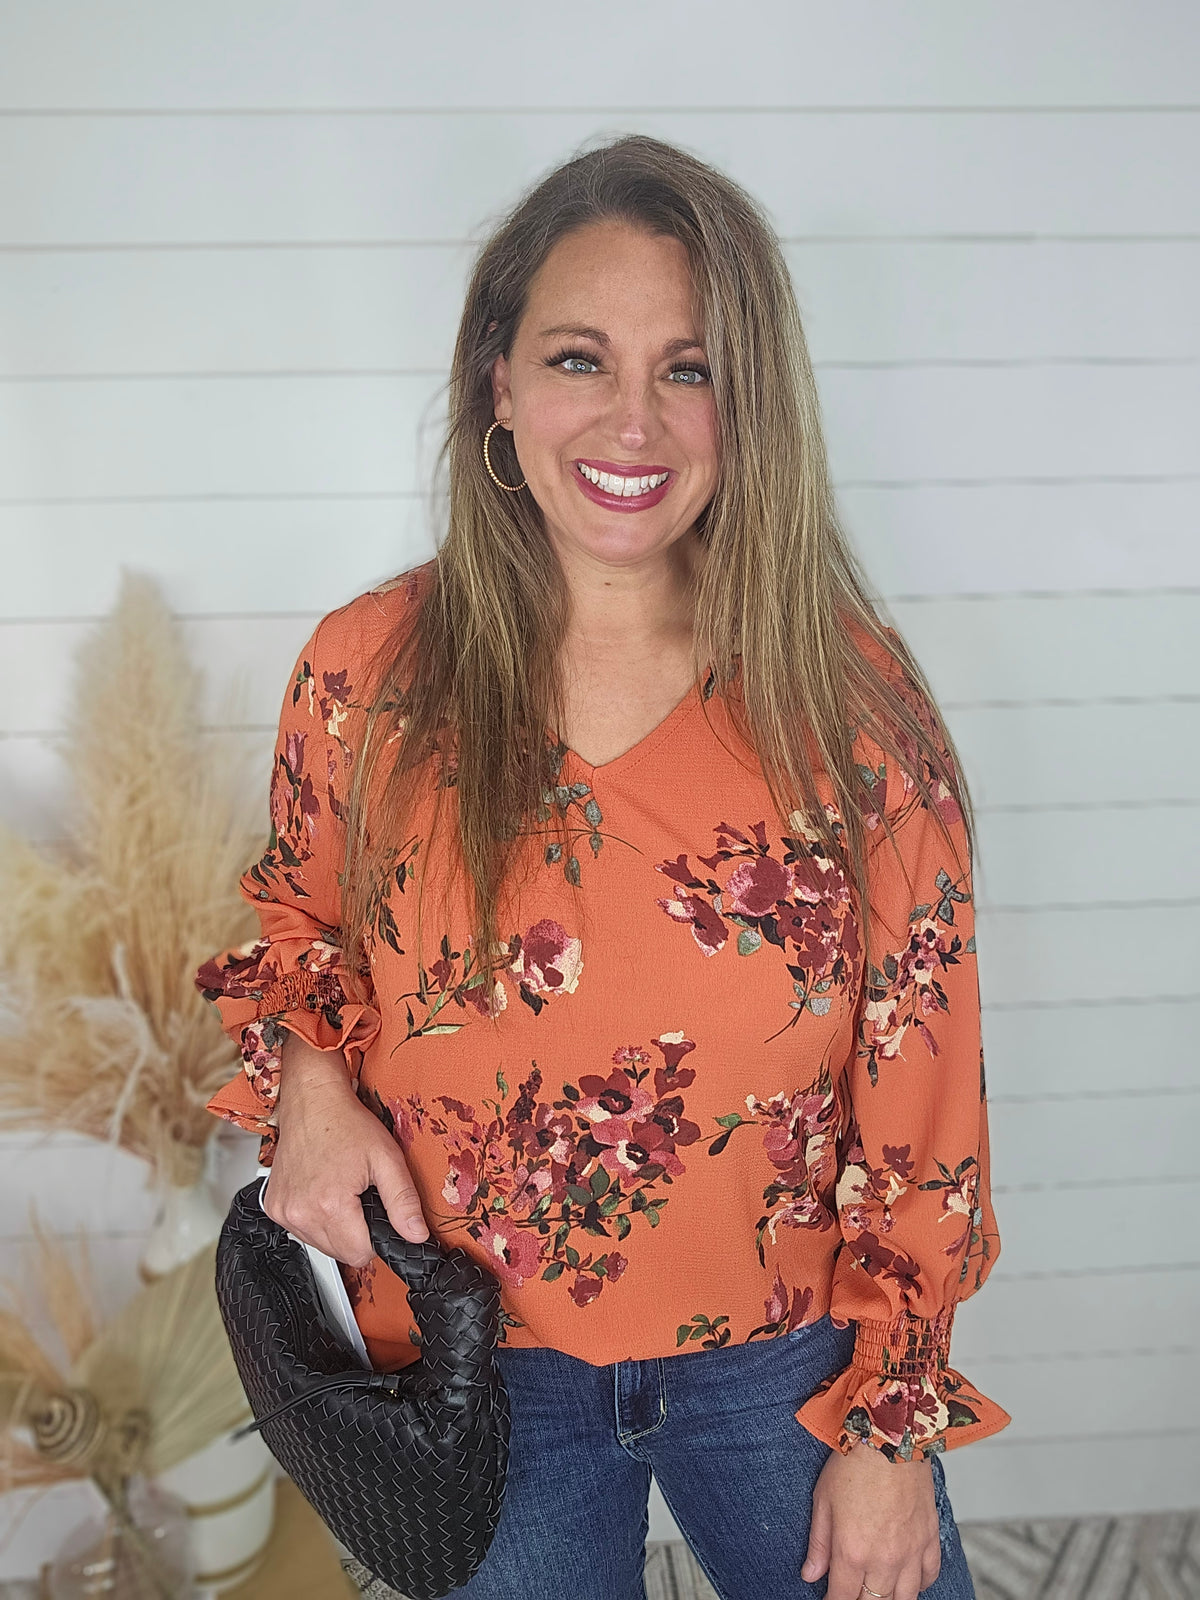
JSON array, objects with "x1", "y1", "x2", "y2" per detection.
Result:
[{"x1": 197, "y1": 134, "x2": 1011, "y2": 1600}]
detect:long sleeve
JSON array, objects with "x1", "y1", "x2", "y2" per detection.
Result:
[
  {"x1": 194, "y1": 613, "x2": 382, "y2": 1164},
  {"x1": 794, "y1": 710, "x2": 1012, "y2": 1462}
]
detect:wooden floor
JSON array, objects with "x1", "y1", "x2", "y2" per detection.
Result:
[{"x1": 344, "y1": 1510, "x2": 1200, "y2": 1598}]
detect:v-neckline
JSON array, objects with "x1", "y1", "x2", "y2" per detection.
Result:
[{"x1": 552, "y1": 667, "x2": 715, "y2": 782}]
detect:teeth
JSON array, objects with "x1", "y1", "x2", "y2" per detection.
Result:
[{"x1": 577, "y1": 463, "x2": 669, "y2": 495}]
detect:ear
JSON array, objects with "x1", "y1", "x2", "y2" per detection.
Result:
[{"x1": 490, "y1": 349, "x2": 513, "y2": 425}]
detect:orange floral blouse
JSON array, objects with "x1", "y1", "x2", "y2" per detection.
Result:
[{"x1": 196, "y1": 560, "x2": 1012, "y2": 1464}]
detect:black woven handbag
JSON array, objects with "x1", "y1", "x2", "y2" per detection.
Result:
[{"x1": 214, "y1": 1178, "x2": 511, "y2": 1599}]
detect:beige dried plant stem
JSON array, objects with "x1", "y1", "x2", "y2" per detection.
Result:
[
  {"x1": 0, "y1": 1206, "x2": 251, "y2": 1542},
  {"x1": 0, "y1": 570, "x2": 263, "y2": 1186}
]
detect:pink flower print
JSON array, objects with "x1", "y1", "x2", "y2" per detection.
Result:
[
  {"x1": 196, "y1": 937, "x2": 275, "y2": 1001},
  {"x1": 612, "y1": 1045, "x2": 652, "y2": 1069},
  {"x1": 940, "y1": 1166, "x2": 976, "y2": 1220},
  {"x1": 527, "y1": 1105, "x2": 577, "y2": 1171},
  {"x1": 779, "y1": 905, "x2": 841, "y2": 972},
  {"x1": 843, "y1": 1204, "x2": 876, "y2": 1236},
  {"x1": 568, "y1": 1251, "x2": 628, "y2": 1307},
  {"x1": 650, "y1": 1031, "x2": 697, "y2": 1092},
  {"x1": 765, "y1": 1273, "x2": 817, "y2": 1333},
  {"x1": 864, "y1": 994, "x2": 905, "y2": 1059},
  {"x1": 284, "y1": 730, "x2": 306, "y2": 777},
  {"x1": 898, "y1": 918, "x2": 955, "y2": 999},
  {"x1": 509, "y1": 918, "x2": 583, "y2": 995},
  {"x1": 575, "y1": 1066, "x2": 698, "y2": 1181},
  {"x1": 442, "y1": 1146, "x2": 480, "y2": 1212},
  {"x1": 298, "y1": 774, "x2": 320, "y2": 839},
  {"x1": 320, "y1": 669, "x2": 350, "y2": 739},
  {"x1": 882, "y1": 1144, "x2": 915, "y2": 1181},
  {"x1": 504, "y1": 1066, "x2": 578, "y2": 1177},
  {"x1": 507, "y1": 1162, "x2": 554, "y2": 1220},
  {"x1": 429, "y1": 956, "x2": 454, "y2": 990},
  {"x1": 788, "y1": 849, "x2": 838, "y2": 905},
  {"x1": 656, "y1": 891, "x2": 728, "y2": 955},
  {"x1": 725, "y1": 854, "x2": 789, "y2": 917},
  {"x1": 765, "y1": 1272, "x2": 790, "y2": 1325},
  {"x1": 305, "y1": 938, "x2": 342, "y2": 976},
  {"x1": 475, "y1": 1213, "x2": 544, "y2": 1288},
  {"x1": 576, "y1": 1068, "x2": 657, "y2": 1126},
  {"x1": 270, "y1": 770, "x2": 290, "y2": 838},
  {"x1": 467, "y1": 977, "x2": 508, "y2": 1018}
]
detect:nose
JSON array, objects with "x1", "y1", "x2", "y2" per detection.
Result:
[{"x1": 607, "y1": 371, "x2": 663, "y2": 454}]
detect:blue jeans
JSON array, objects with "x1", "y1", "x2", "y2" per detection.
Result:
[{"x1": 449, "y1": 1312, "x2": 975, "y2": 1599}]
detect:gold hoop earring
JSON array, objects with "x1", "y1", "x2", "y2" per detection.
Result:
[{"x1": 483, "y1": 420, "x2": 526, "y2": 492}]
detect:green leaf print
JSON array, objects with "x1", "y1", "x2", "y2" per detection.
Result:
[{"x1": 676, "y1": 1314, "x2": 731, "y2": 1349}]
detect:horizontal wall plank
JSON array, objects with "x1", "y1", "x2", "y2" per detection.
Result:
[
  {"x1": 0, "y1": 499, "x2": 431, "y2": 619},
  {"x1": 950, "y1": 1263, "x2": 1199, "y2": 1366},
  {"x1": 976, "y1": 901, "x2": 1197, "y2": 1008},
  {"x1": 986, "y1": 1093, "x2": 1197, "y2": 1192},
  {"x1": 947, "y1": 702, "x2": 1200, "y2": 809},
  {"x1": 7, "y1": 595, "x2": 1195, "y2": 735},
  {"x1": 981, "y1": 998, "x2": 1200, "y2": 1098},
  {"x1": 943, "y1": 1429, "x2": 1199, "y2": 1520},
  {"x1": 2, "y1": 111, "x2": 1197, "y2": 247},
  {"x1": 961, "y1": 1351, "x2": 1193, "y2": 1443},
  {"x1": 2, "y1": 240, "x2": 1196, "y2": 375},
  {"x1": 891, "y1": 593, "x2": 1198, "y2": 705},
  {"x1": 991, "y1": 1179, "x2": 1199, "y2": 1278},
  {"x1": 973, "y1": 805, "x2": 1200, "y2": 907},
  {"x1": 844, "y1": 480, "x2": 1200, "y2": 595},
  {"x1": 0, "y1": 728, "x2": 274, "y2": 837},
  {"x1": 2, "y1": 1, "x2": 1195, "y2": 111},
  {"x1": 1, "y1": 483, "x2": 1196, "y2": 621},
  {"x1": 0, "y1": 367, "x2": 1195, "y2": 501}
]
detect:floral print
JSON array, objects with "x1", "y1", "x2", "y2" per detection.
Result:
[
  {"x1": 654, "y1": 810, "x2": 859, "y2": 1040},
  {"x1": 358, "y1": 1030, "x2": 703, "y2": 1322},
  {"x1": 195, "y1": 564, "x2": 1010, "y2": 1460}
]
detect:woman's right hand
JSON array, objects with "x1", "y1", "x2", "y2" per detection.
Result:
[{"x1": 261, "y1": 1030, "x2": 431, "y2": 1266}]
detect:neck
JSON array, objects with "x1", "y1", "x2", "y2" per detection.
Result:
[{"x1": 555, "y1": 529, "x2": 706, "y2": 662}]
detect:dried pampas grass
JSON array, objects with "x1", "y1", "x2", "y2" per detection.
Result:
[
  {"x1": 0, "y1": 571, "x2": 264, "y2": 1186},
  {"x1": 0, "y1": 1204, "x2": 249, "y2": 1539}
]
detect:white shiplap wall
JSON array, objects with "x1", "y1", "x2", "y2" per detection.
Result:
[{"x1": 2, "y1": 1, "x2": 1197, "y2": 1565}]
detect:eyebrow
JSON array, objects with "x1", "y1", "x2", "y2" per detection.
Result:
[{"x1": 538, "y1": 324, "x2": 704, "y2": 358}]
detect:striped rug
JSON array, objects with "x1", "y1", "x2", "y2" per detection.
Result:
[{"x1": 643, "y1": 1511, "x2": 1200, "y2": 1598}]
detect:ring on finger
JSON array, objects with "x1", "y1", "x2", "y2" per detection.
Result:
[{"x1": 861, "y1": 1586, "x2": 890, "y2": 1599}]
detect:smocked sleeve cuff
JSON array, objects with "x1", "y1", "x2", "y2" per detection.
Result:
[
  {"x1": 794, "y1": 1306, "x2": 1012, "y2": 1462},
  {"x1": 196, "y1": 937, "x2": 382, "y2": 1160}
]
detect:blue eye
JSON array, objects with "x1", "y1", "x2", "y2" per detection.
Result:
[{"x1": 542, "y1": 346, "x2": 711, "y2": 385}]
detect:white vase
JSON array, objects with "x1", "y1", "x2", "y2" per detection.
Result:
[
  {"x1": 138, "y1": 1138, "x2": 276, "y2": 1593},
  {"x1": 153, "y1": 1430, "x2": 276, "y2": 1596},
  {"x1": 138, "y1": 1144, "x2": 224, "y2": 1284}
]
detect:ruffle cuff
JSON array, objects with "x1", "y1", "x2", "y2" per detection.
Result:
[
  {"x1": 197, "y1": 937, "x2": 382, "y2": 1164},
  {"x1": 794, "y1": 1305, "x2": 1012, "y2": 1462}
]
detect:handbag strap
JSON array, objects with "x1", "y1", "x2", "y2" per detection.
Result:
[{"x1": 231, "y1": 1369, "x2": 407, "y2": 1439}]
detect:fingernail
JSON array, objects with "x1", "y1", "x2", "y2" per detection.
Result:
[{"x1": 406, "y1": 1220, "x2": 430, "y2": 1241}]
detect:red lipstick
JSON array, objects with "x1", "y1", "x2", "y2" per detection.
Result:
[{"x1": 572, "y1": 458, "x2": 674, "y2": 513}]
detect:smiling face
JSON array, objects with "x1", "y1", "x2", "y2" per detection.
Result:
[{"x1": 490, "y1": 219, "x2": 719, "y2": 576}]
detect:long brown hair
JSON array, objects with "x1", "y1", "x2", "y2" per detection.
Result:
[{"x1": 339, "y1": 132, "x2": 973, "y2": 1005}]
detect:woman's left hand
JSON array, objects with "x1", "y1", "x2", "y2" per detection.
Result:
[{"x1": 800, "y1": 1443, "x2": 942, "y2": 1600}]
